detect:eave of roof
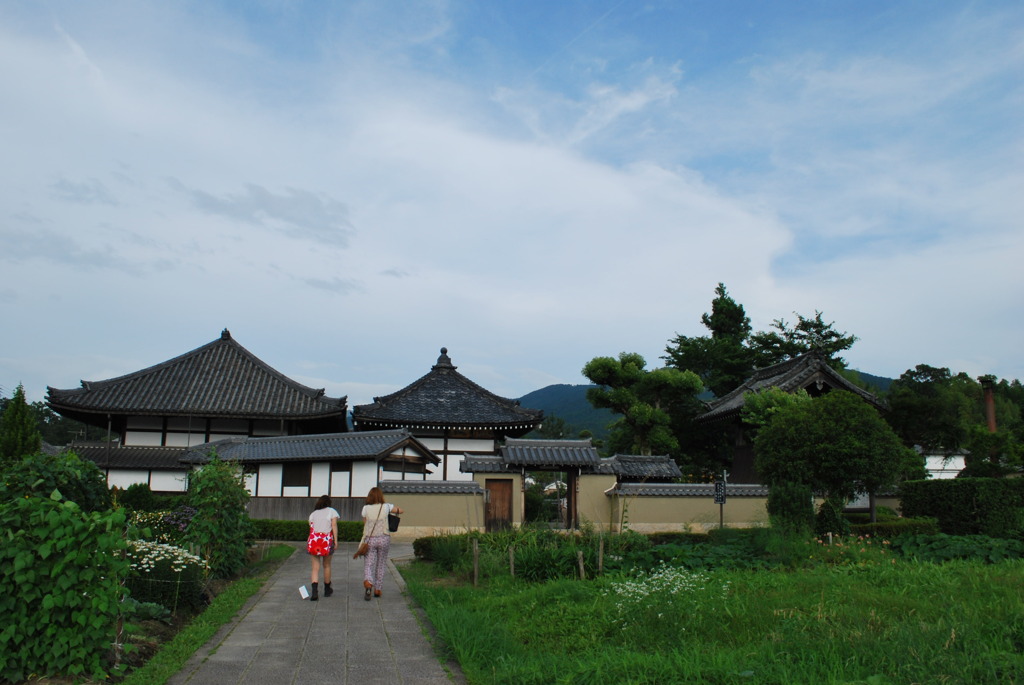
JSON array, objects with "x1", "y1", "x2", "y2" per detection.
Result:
[
  {"x1": 180, "y1": 428, "x2": 439, "y2": 465},
  {"x1": 352, "y1": 348, "x2": 543, "y2": 428},
  {"x1": 46, "y1": 329, "x2": 348, "y2": 420},
  {"x1": 697, "y1": 350, "x2": 881, "y2": 423}
]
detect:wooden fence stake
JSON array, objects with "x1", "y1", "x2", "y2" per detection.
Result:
[
  {"x1": 577, "y1": 550, "x2": 586, "y2": 580},
  {"x1": 509, "y1": 546, "x2": 515, "y2": 579},
  {"x1": 473, "y1": 538, "x2": 479, "y2": 587}
]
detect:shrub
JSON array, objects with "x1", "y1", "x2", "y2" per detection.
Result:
[
  {"x1": 0, "y1": 493, "x2": 128, "y2": 682},
  {"x1": 117, "y1": 483, "x2": 158, "y2": 512},
  {"x1": 815, "y1": 498, "x2": 851, "y2": 536},
  {"x1": 2, "y1": 451, "x2": 111, "y2": 512},
  {"x1": 889, "y1": 533, "x2": 1024, "y2": 563},
  {"x1": 183, "y1": 454, "x2": 253, "y2": 578},
  {"x1": 124, "y1": 540, "x2": 209, "y2": 612},
  {"x1": 850, "y1": 517, "x2": 939, "y2": 538},
  {"x1": 767, "y1": 481, "x2": 814, "y2": 535},
  {"x1": 900, "y1": 477, "x2": 1024, "y2": 538},
  {"x1": 132, "y1": 506, "x2": 197, "y2": 546}
]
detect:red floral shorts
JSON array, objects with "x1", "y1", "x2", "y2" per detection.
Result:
[{"x1": 307, "y1": 526, "x2": 335, "y2": 556}]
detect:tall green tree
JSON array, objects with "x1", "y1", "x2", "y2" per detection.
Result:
[
  {"x1": 582, "y1": 352, "x2": 702, "y2": 456},
  {"x1": 754, "y1": 390, "x2": 922, "y2": 522},
  {"x1": 885, "y1": 365, "x2": 975, "y2": 451},
  {"x1": 663, "y1": 283, "x2": 756, "y2": 398},
  {"x1": 748, "y1": 311, "x2": 858, "y2": 369},
  {"x1": 0, "y1": 384, "x2": 42, "y2": 465}
]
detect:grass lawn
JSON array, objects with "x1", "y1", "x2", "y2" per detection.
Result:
[{"x1": 403, "y1": 558, "x2": 1024, "y2": 684}]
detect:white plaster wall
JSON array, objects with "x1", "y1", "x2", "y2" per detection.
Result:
[
  {"x1": 282, "y1": 486, "x2": 309, "y2": 497},
  {"x1": 330, "y1": 471, "x2": 352, "y2": 497},
  {"x1": 150, "y1": 471, "x2": 188, "y2": 492},
  {"x1": 107, "y1": 469, "x2": 151, "y2": 489},
  {"x1": 258, "y1": 464, "x2": 283, "y2": 497},
  {"x1": 445, "y1": 438, "x2": 495, "y2": 453},
  {"x1": 310, "y1": 463, "x2": 331, "y2": 496},
  {"x1": 427, "y1": 455, "x2": 473, "y2": 481},
  {"x1": 351, "y1": 462, "x2": 378, "y2": 496},
  {"x1": 124, "y1": 432, "x2": 163, "y2": 447}
]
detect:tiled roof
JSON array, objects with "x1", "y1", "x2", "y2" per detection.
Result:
[
  {"x1": 460, "y1": 455, "x2": 518, "y2": 474},
  {"x1": 612, "y1": 483, "x2": 770, "y2": 497},
  {"x1": 46, "y1": 329, "x2": 347, "y2": 421},
  {"x1": 501, "y1": 438, "x2": 601, "y2": 468},
  {"x1": 180, "y1": 429, "x2": 438, "y2": 465},
  {"x1": 67, "y1": 443, "x2": 189, "y2": 470},
  {"x1": 603, "y1": 455, "x2": 682, "y2": 480},
  {"x1": 352, "y1": 348, "x2": 543, "y2": 430},
  {"x1": 698, "y1": 350, "x2": 882, "y2": 423},
  {"x1": 381, "y1": 480, "x2": 484, "y2": 495}
]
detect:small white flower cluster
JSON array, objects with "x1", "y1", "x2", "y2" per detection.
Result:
[
  {"x1": 127, "y1": 539, "x2": 208, "y2": 575},
  {"x1": 602, "y1": 562, "x2": 730, "y2": 628}
]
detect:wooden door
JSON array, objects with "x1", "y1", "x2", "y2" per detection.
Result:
[{"x1": 485, "y1": 479, "x2": 513, "y2": 532}]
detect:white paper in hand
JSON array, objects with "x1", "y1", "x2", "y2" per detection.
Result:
[{"x1": 299, "y1": 585, "x2": 310, "y2": 600}]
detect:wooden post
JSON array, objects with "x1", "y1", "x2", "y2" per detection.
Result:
[
  {"x1": 598, "y1": 536, "x2": 604, "y2": 575},
  {"x1": 473, "y1": 538, "x2": 480, "y2": 587},
  {"x1": 509, "y1": 546, "x2": 515, "y2": 579},
  {"x1": 577, "y1": 550, "x2": 586, "y2": 580}
]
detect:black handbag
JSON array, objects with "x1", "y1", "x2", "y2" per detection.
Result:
[{"x1": 387, "y1": 511, "x2": 400, "y2": 532}]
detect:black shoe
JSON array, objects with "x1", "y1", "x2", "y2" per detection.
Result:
[
  {"x1": 324, "y1": 583, "x2": 333, "y2": 597},
  {"x1": 311, "y1": 582, "x2": 319, "y2": 601}
]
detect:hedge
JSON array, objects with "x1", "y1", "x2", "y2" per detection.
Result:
[
  {"x1": 250, "y1": 519, "x2": 363, "y2": 542},
  {"x1": 849, "y1": 517, "x2": 939, "y2": 538},
  {"x1": 900, "y1": 477, "x2": 1024, "y2": 538}
]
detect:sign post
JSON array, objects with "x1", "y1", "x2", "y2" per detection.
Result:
[{"x1": 713, "y1": 473, "x2": 728, "y2": 528}]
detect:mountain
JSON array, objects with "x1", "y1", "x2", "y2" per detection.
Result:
[
  {"x1": 517, "y1": 384, "x2": 613, "y2": 439},
  {"x1": 517, "y1": 370, "x2": 896, "y2": 441},
  {"x1": 851, "y1": 370, "x2": 894, "y2": 393}
]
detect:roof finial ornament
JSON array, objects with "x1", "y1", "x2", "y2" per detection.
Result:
[
  {"x1": 433, "y1": 347, "x2": 455, "y2": 370},
  {"x1": 221, "y1": 328, "x2": 231, "y2": 340}
]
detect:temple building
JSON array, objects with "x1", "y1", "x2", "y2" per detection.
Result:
[
  {"x1": 697, "y1": 350, "x2": 884, "y2": 483},
  {"x1": 46, "y1": 329, "x2": 348, "y2": 491},
  {"x1": 352, "y1": 348, "x2": 544, "y2": 481}
]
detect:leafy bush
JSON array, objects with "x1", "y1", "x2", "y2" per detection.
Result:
[
  {"x1": 889, "y1": 533, "x2": 1024, "y2": 563},
  {"x1": 0, "y1": 493, "x2": 128, "y2": 682},
  {"x1": 124, "y1": 540, "x2": 209, "y2": 611},
  {"x1": 132, "y1": 506, "x2": 197, "y2": 545},
  {"x1": 117, "y1": 482, "x2": 159, "y2": 512},
  {"x1": 767, "y1": 481, "x2": 815, "y2": 534},
  {"x1": 182, "y1": 454, "x2": 253, "y2": 578},
  {"x1": 2, "y1": 450, "x2": 111, "y2": 512},
  {"x1": 815, "y1": 498, "x2": 852, "y2": 536}
]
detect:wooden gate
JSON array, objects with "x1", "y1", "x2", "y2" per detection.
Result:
[{"x1": 485, "y1": 479, "x2": 513, "y2": 532}]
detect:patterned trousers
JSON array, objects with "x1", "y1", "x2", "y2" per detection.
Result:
[{"x1": 363, "y1": 534, "x2": 391, "y2": 588}]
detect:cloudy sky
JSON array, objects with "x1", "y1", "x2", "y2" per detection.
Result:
[{"x1": 2, "y1": 0, "x2": 1022, "y2": 410}]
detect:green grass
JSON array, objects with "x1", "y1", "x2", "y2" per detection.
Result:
[
  {"x1": 402, "y1": 558, "x2": 1024, "y2": 684},
  {"x1": 118, "y1": 543, "x2": 294, "y2": 685}
]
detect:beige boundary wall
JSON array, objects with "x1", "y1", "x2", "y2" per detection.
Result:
[
  {"x1": 592, "y1": 481, "x2": 772, "y2": 533},
  {"x1": 380, "y1": 480, "x2": 486, "y2": 540}
]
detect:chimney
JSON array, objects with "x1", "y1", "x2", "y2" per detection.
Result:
[{"x1": 979, "y1": 375, "x2": 997, "y2": 433}]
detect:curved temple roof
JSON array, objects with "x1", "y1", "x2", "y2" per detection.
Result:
[
  {"x1": 46, "y1": 329, "x2": 348, "y2": 422},
  {"x1": 697, "y1": 350, "x2": 882, "y2": 424},
  {"x1": 353, "y1": 348, "x2": 543, "y2": 431}
]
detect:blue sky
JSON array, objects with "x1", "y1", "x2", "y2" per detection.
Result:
[{"x1": 1, "y1": 0, "x2": 1022, "y2": 410}]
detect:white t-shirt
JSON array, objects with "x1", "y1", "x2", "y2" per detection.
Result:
[
  {"x1": 360, "y1": 502, "x2": 394, "y2": 537},
  {"x1": 309, "y1": 507, "x2": 340, "y2": 534}
]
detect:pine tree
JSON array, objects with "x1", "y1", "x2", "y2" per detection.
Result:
[{"x1": 0, "y1": 384, "x2": 43, "y2": 464}]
